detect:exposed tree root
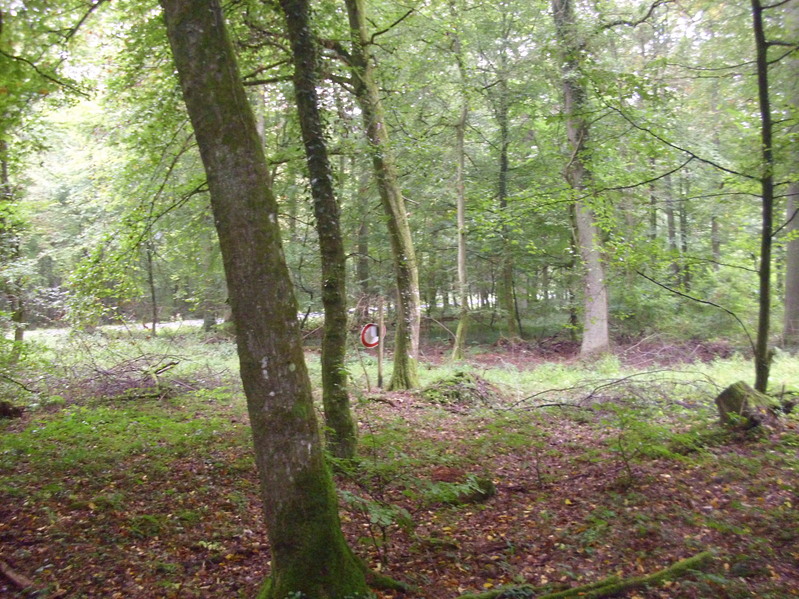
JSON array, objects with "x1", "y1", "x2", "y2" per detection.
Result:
[{"x1": 456, "y1": 551, "x2": 713, "y2": 599}]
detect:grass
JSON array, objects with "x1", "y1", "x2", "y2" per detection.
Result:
[{"x1": 2, "y1": 326, "x2": 799, "y2": 597}]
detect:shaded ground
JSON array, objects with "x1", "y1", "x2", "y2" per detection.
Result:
[{"x1": 1, "y1": 341, "x2": 797, "y2": 598}]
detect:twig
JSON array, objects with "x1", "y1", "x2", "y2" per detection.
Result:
[{"x1": 0, "y1": 372, "x2": 34, "y2": 393}]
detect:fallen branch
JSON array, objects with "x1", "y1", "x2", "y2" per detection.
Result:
[
  {"x1": 456, "y1": 551, "x2": 713, "y2": 599},
  {"x1": 0, "y1": 559, "x2": 35, "y2": 591}
]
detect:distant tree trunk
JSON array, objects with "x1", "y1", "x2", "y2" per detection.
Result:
[
  {"x1": 679, "y1": 181, "x2": 691, "y2": 290},
  {"x1": 356, "y1": 167, "x2": 371, "y2": 300},
  {"x1": 711, "y1": 215, "x2": 721, "y2": 269},
  {"x1": 665, "y1": 176, "x2": 680, "y2": 281},
  {"x1": 751, "y1": 0, "x2": 775, "y2": 392},
  {"x1": 145, "y1": 240, "x2": 158, "y2": 335},
  {"x1": 552, "y1": 0, "x2": 610, "y2": 356},
  {"x1": 279, "y1": 0, "x2": 357, "y2": 459},
  {"x1": 648, "y1": 158, "x2": 658, "y2": 240},
  {"x1": 0, "y1": 140, "x2": 24, "y2": 360},
  {"x1": 450, "y1": 7, "x2": 470, "y2": 361},
  {"x1": 783, "y1": 6, "x2": 799, "y2": 348},
  {"x1": 344, "y1": 0, "x2": 421, "y2": 390},
  {"x1": 494, "y1": 28, "x2": 520, "y2": 340},
  {"x1": 784, "y1": 183, "x2": 799, "y2": 347},
  {"x1": 160, "y1": 1, "x2": 369, "y2": 596}
]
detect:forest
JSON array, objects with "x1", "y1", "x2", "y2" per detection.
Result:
[{"x1": 1, "y1": 0, "x2": 798, "y2": 597}]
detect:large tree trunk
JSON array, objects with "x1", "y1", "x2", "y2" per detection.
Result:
[
  {"x1": 552, "y1": 0, "x2": 610, "y2": 357},
  {"x1": 279, "y1": 0, "x2": 357, "y2": 459},
  {"x1": 343, "y1": 0, "x2": 421, "y2": 390},
  {"x1": 751, "y1": 0, "x2": 775, "y2": 392},
  {"x1": 159, "y1": 1, "x2": 369, "y2": 596}
]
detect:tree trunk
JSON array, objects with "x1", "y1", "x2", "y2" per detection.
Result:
[
  {"x1": 494, "y1": 33, "x2": 520, "y2": 340},
  {"x1": 344, "y1": 0, "x2": 421, "y2": 390},
  {"x1": 0, "y1": 140, "x2": 24, "y2": 361},
  {"x1": 450, "y1": 8, "x2": 470, "y2": 361},
  {"x1": 784, "y1": 183, "x2": 799, "y2": 347},
  {"x1": 552, "y1": 0, "x2": 610, "y2": 356},
  {"x1": 279, "y1": 0, "x2": 357, "y2": 459},
  {"x1": 665, "y1": 176, "x2": 680, "y2": 281},
  {"x1": 145, "y1": 241, "x2": 158, "y2": 335},
  {"x1": 356, "y1": 167, "x2": 371, "y2": 300},
  {"x1": 783, "y1": 3, "x2": 799, "y2": 347},
  {"x1": 160, "y1": 1, "x2": 369, "y2": 596},
  {"x1": 751, "y1": 0, "x2": 775, "y2": 392}
]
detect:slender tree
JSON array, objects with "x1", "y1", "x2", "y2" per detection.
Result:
[
  {"x1": 782, "y1": 3, "x2": 799, "y2": 348},
  {"x1": 159, "y1": 0, "x2": 369, "y2": 595},
  {"x1": 279, "y1": 0, "x2": 357, "y2": 459},
  {"x1": 449, "y1": 3, "x2": 470, "y2": 361},
  {"x1": 343, "y1": 0, "x2": 421, "y2": 390},
  {"x1": 751, "y1": 0, "x2": 775, "y2": 392}
]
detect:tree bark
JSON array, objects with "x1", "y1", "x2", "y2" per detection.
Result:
[
  {"x1": 279, "y1": 0, "x2": 357, "y2": 459},
  {"x1": 784, "y1": 183, "x2": 799, "y2": 347},
  {"x1": 450, "y1": 6, "x2": 470, "y2": 361},
  {"x1": 0, "y1": 140, "x2": 24, "y2": 361},
  {"x1": 160, "y1": 1, "x2": 368, "y2": 596},
  {"x1": 751, "y1": 0, "x2": 775, "y2": 392},
  {"x1": 783, "y1": 3, "x2": 799, "y2": 347},
  {"x1": 552, "y1": 0, "x2": 610, "y2": 357},
  {"x1": 343, "y1": 0, "x2": 421, "y2": 390},
  {"x1": 494, "y1": 21, "x2": 520, "y2": 340}
]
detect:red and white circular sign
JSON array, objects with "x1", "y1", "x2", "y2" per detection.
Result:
[{"x1": 360, "y1": 323, "x2": 380, "y2": 348}]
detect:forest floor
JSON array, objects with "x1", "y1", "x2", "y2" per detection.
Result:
[{"x1": 1, "y1": 335, "x2": 798, "y2": 598}]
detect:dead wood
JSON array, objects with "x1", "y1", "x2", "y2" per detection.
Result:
[
  {"x1": 0, "y1": 559, "x2": 34, "y2": 590},
  {"x1": 456, "y1": 551, "x2": 713, "y2": 599}
]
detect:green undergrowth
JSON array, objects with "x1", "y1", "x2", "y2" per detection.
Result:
[{"x1": 3, "y1": 326, "x2": 799, "y2": 597}]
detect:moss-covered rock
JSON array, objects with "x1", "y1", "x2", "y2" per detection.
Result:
[
  {"x1": 422, "y1": 371, "x2": 502, "y2": 406},
  {"x1": 714, "y1": 380, "x2": 781, "y2": 429}
]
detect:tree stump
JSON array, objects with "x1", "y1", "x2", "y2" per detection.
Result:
[
  {"x1": 714, "y1": 381, "x2": 779, "y2": 429},
  {"x1": 0, "y1": 400, "x2": 23, "y2": 419}
]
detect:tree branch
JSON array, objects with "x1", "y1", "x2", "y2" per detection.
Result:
[
  {"x1": 773, "y1": 205, "x2": 799, "y2": 237},
  {"x1": 599, "y1": 0, "x2": 672, "y2": 31},
  {"x1": 599, "y1": 100, "x2": 756, "y2": 180},
  {"x1": 63, "y1": 0, "x2": 110, "y2": 42},
  {"x1": 636, "y1": 271, "x2": 756, "y2": 354},
  {"x1": 369, "y1": 9, "x2": 414, "y2": 44},
  {"x1": 0, "y1": 49, "x2": 89, "y2": 98}
]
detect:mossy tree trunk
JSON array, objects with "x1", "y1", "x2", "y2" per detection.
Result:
[
  {"x1": 160, "y1": 1, "x2": 369, "y2": 596},
  {"x1": 751, "y1": 0, "x2": 775, "y2": 392},
  {"x1": 279, "y1": 0, "x2": 357, "y2": 459},
  {"x1": 552, "y1": 0, "x2": 610, "y2": 357},
  {"x1": 343, "y1": 0, "x2": 420, "y2": 390}
]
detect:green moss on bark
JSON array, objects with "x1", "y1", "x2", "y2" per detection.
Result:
[{"x1": 258, "y1": 463, "x2": 370, "y2": 599}]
